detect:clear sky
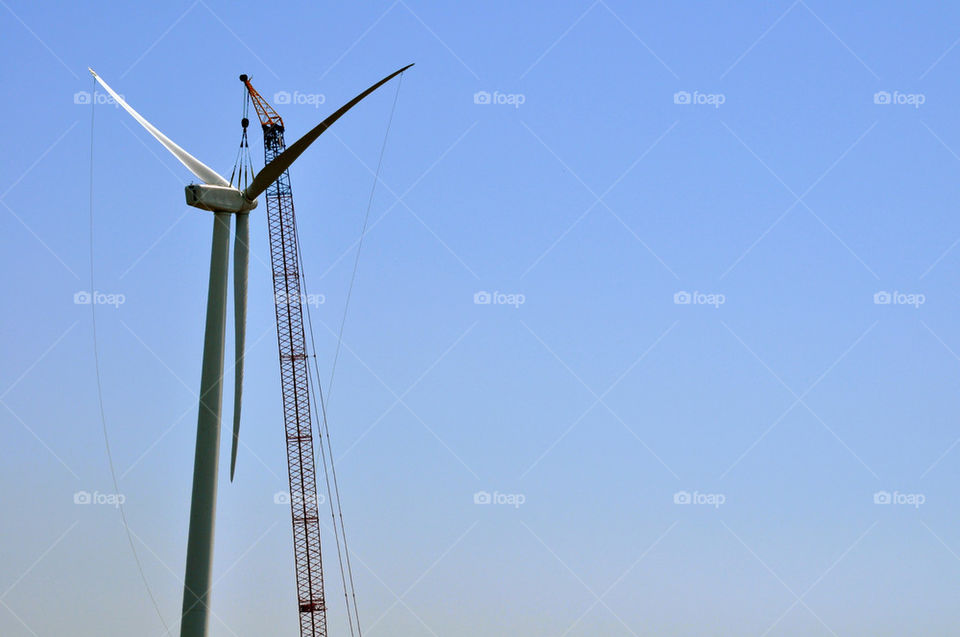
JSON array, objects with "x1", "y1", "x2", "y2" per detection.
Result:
[{"x1": 3, "y1": 1, "x2": 960, "y2": 635}]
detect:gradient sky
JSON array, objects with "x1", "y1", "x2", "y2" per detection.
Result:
[{"x1": 4, "y1": 1, "x2": 960, "y2": 635}]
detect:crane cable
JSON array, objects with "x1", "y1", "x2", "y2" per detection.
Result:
[
  {"x1": 88, "y1": 77, "x2": 171, "y2": 634},
  {"x1": 326, "y1": 70, "x2": 405, "y2": 401},
  {"x1": 303, "y1": 336, "x2": 356, "y2": 637},
  {"x1": 318, "y1": 72, "x2": 404, "y2": 636},
  {"x1": 295, "y1": 202, "x2": 356, "y2": 637},
  {"x1": 298, "y1": 71, "x2": 406, "y2": 637},
  {"x1": 230, "y1": 88, "x2": 256, "y2": 191}
]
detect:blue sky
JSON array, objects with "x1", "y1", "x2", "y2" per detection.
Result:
[{"x1": 4, "y1": 1, "x2": 960, "y2": 635}]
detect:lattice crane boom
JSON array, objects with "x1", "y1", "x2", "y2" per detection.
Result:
[
  {"x1": 241, "y1": 74, "x2": 327, "y2": 637},
  {"x1": 240, "y1": 66, "x2": 410, "y2": 637}
]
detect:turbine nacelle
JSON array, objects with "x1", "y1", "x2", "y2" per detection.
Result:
[{"x1": 185, "y1": 184, "x2": 258, "y2": 213}]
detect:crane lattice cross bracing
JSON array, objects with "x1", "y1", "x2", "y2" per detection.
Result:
[{"x1": 246, "y1": 73, "x2": 328, "y2": 636}]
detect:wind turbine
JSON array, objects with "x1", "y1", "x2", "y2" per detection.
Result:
[{"x1": 89, "y1": 63, "x2": 412, "y2": 637}]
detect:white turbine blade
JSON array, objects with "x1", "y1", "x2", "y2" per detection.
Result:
[
  {"x1": 244, "y1": 63, "x2": 413, "y2": 200},
  {"x1": 229, "y1": 212, "x2": 249, "y2": 482},
  {"x1": 88, "y1": 68, "x2": 230, "y2": 187}
]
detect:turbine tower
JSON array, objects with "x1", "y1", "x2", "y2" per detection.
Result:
[{"x1": 89, "y1": 64, "x2": 412, "y2": 637}]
